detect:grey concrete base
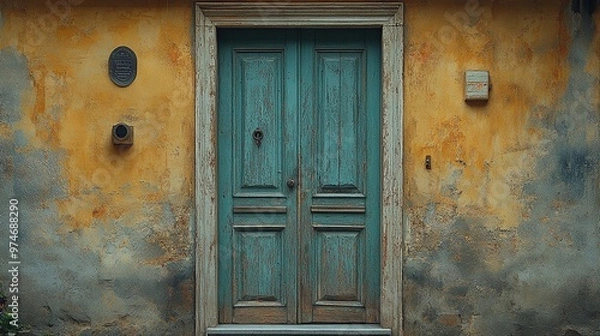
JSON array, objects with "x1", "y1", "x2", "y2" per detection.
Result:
[{"x1": 207, "y1": 324, "x2": 392, "y2": 336}]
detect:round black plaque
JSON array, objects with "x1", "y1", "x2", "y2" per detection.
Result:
[{"x1": 109, "y1": 46, "x2": 137, "y2": 87}]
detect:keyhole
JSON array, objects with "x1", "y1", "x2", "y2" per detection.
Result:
[{"x1": 253, "y1": 128, "x2": 264, "y2": 147}]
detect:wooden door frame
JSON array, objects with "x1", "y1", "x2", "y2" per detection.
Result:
[{"x1": 194, "y1": 2, "x2": 404, "y2": 335}]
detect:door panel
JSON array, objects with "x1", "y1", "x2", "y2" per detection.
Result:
[
  {"x1": 235, "y1": 51, "x2": 284, "y2": 193},
  {"x1": 235, "y1": 231, "x2": 283, "y2": 302},
  {"x1": 218, "y1": 29, "x2": 380, "y2": 324},
  {"x1": 316, "y1": 230, "x2": 363, "y2": 302},
  {"x1": 317, "y1": 51, "x2": 364, "y2": 194}
]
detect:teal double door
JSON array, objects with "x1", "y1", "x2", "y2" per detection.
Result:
[{"x1": 218, "y1": 29, "x2": 381, "y2": 324}]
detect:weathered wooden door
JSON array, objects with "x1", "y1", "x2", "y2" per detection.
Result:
[{"x1": 218, "y1": 29, "x2": 381, "y2": 324}]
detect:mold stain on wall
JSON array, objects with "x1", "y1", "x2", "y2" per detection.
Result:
[
  {"x1": 403, "y1": 1, "x2": 600, "y2": 335},
  {"x1": 0, "y1": 1, "x2": 195, "y2": 335}
]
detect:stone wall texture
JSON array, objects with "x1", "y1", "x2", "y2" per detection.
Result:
[{"x1": 0, "y1": 0, "x2": 598, "y2": 335}]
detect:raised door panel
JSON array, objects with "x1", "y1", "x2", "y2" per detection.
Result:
[
  {"x1": 317, "y1": 51, "x2": 365, "y2": 195},
  {"x1": 235, "y1": 231, "x2": 283, "y2": 302},
  {"x1": 235, "y1": 52, "x2": 284, "y2": 194},
  {"x1": 316, "y1": 230, "x2": 364, "y2": 303}
]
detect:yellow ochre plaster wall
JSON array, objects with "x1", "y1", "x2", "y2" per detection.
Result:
[
  {"x1": 0, "y1": 1, "x2": 196, "y2": 334},
  {"x1": 402, "y1": 1, "x2": 599, "y2": 335}
]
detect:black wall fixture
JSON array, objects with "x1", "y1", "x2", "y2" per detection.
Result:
[
  {"x1": 572, "y1": 0, "x2": 597, "y2": 14},
  {"x1": 112, "y1": 123, "x2": 134, "y2": 146},
  {"x1": 109, "y1": 46, "x2": 137, "y2": 87}
]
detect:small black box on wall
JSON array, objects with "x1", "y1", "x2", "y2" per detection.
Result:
[{"x1": 112, "y1": 123, "x2": 133, "y2": 145}]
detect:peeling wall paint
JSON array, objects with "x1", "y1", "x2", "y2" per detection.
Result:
[
  {"x1": 403, "y1": 0, "x2": 600, "y2": 335},
  {"x1": 0, "y1": 1, "x2": 194, "y2": 335},
  {"x1": 0, "y1": 0, "x2": 598, "y2": 335}
]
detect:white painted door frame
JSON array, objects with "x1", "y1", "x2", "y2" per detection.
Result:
[{"x1": 194, "y1": 2, "x2": 404, "y2": 335}]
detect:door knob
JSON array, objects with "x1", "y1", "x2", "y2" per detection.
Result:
[
  {"x1": 287, "y1": 179, "x2": 295, "y2": 188},
  {"x1": 252, "y1": 128, "x2": 264, "y2": 147}
]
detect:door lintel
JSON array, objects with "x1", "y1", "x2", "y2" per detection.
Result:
[
  {"x1": 194, "y1": 2, "x2": 404, "y2": 335},
  {"x1": 196, "y1": 2, "x2": 403, "y2": 27}
]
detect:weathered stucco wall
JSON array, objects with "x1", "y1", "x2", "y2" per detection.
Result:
[
  {"x1": 0, "y1": 0, "x2": 598, "y2": 335},
  {"x1": 0, "y1": 1, "x2": 195, "y2": 335},
  {"x1": 403, "y1": 0, "x2": 600, "y2": 335}
]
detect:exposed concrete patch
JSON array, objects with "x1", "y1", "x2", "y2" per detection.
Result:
[
  {"x1": 13, "y1": 148, "x2": 67, "y2": 203},
  {"x1": 0, "y1": 48, "x2": 30, "y2": 123},
  {"x1": 18, "y1": 217, "x2": 194, "y2": 335},
  {"x1": 507, "y1": 8, "x2": 600, "y2": 335},
  {"x1": 0, "y1": 138, "x2": 15, "y2": 199}
]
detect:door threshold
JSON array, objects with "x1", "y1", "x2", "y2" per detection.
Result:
[{"x1": 207, "y1": 324, "x2": 391, "y2": 336}]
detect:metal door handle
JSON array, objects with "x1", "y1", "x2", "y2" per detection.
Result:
[
  {"x1": 287, "y1": 179, "x2": 295, "y2": 188},
  {"x1": 252, "y1": 128, "x2": 264, "y2": 147}
]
